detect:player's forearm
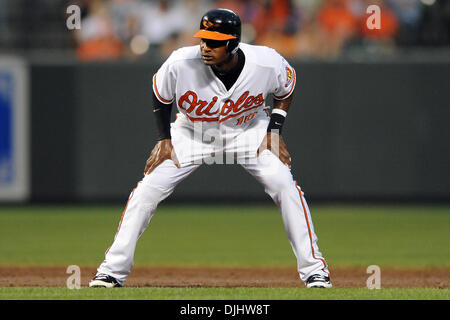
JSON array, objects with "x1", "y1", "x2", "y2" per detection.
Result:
[
  {"x1": 267, "y1": 93, "x2": 294, "y2": 135},
  {"x1": 273, "y1": 93, "x2": 293, "y2": 113},
  {"x1": 152, "y1": 92, "x2": 173, "y2": 140}
]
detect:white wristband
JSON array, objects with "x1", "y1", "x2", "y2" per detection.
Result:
[{"x1": 271, "y1": 108, "x2": 287, "y2": 117}]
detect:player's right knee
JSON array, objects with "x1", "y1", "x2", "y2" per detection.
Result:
[{"x1": 136, "y1": 178, "x2": 174, "y2": 203}]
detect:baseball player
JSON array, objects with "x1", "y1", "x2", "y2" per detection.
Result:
[{"x1": 89, "y1": 8, "x2": 331, "y2": 289}]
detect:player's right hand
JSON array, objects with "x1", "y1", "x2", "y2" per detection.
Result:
[{"x1": 144, "y1": 139, "x2": 180, "y2": 175}]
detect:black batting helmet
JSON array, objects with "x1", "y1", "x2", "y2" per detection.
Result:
[{"x1": 193, "y1": 8, "x2": 241, "y2": 53}]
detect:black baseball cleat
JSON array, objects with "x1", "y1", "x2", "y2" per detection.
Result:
[
  {"x1": 89, "y1": 273, "x2": 122, "y2": 288},
  {"x1": 306, "y1": 274, "x2": 332, "y2": 288}
]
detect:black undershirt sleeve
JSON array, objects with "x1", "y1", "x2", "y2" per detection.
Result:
[{"x1": 152, "y1": 92, "x2": 172, "y2": 140}]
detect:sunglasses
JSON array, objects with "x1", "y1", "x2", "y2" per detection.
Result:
[{"x1": 201, "y1": 38, "x2": 227, "y2": 48}]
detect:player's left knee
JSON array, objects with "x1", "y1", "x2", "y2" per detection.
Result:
[{"x1": 264, "y1": 175, "x2": 295, "y2": 196}]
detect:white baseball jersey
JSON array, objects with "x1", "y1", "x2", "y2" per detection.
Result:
[{"x1": 152, "y1": 43, "x2": 296, "y2": 164}]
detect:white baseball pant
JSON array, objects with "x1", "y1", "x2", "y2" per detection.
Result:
[{"x1": 96, "y1": 149, "x2": 330, "y2": 285}]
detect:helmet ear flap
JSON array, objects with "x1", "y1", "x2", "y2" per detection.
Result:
[{"x1": 226, "y1": 39, "x2": 239, "y2": 54}]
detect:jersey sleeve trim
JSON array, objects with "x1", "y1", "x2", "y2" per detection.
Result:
[
  {"x1": 152, "y1": 73, "x2": 174, "y2": 104},
  {"x1": 273, "y1": 67, "x2": 296, "y2": 100}
]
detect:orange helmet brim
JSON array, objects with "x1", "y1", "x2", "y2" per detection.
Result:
[{"x1": 193, "y1": 30, "x2": 237, "y2": 40}]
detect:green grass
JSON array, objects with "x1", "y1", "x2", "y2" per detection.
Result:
[
  {"x1": 0, "y1": 204, "x2": 449, "y2": 300},
  {"x1": 0, "y1": 287, "x2": 448, "y2": 300},
  {"x1": 0, "y1": 204, "x2": 448, "y2": 268}
]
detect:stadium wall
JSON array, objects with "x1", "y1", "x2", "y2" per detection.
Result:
[{"x1": 29, "y1": 61, "x2": 450, "y2": 203}]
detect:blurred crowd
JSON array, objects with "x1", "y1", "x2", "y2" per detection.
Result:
[{"x1": 0, "y1": 0, "x2": 449, "y2": 61}]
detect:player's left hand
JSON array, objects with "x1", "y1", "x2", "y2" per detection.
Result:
[{"x1": 257, "y1": 132, "x2": 292, "y2": 169}]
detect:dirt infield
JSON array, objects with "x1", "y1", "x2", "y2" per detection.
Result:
[{"x1": 0, "y1": 266, "x2": 448, "y2": 288}]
